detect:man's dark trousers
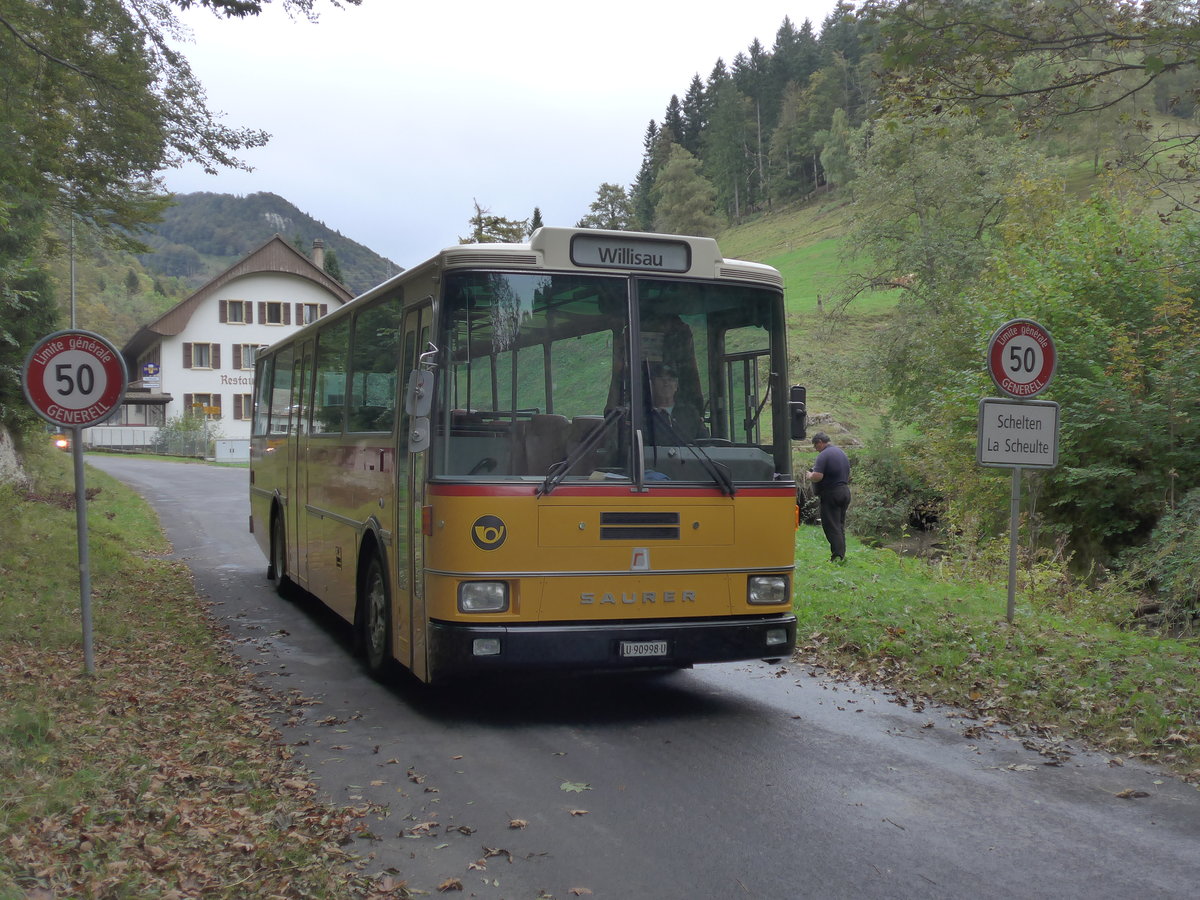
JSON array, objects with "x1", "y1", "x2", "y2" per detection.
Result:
[{"x1": 819, "y1": 483, "x2": 851, "y2": 560}]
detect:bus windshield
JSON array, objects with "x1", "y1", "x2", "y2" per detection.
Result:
[{"x1": 434, "y1": 270, "x2": 787, "y2": 486}]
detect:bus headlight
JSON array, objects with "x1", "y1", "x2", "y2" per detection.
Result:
[
  {"x1": 748, "y1": 575, "x2": 789, "y2": 605},
  {"x1": 458, "y1": 581, "x2": 509, "y2": 613}
]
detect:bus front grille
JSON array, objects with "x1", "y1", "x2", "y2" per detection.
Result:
[{"x1": 600, "y1": 511, "x2": 680, "y2": 541}]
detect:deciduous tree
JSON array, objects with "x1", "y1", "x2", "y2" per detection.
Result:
[
  {"x1": 577, "y1": 184, "x2": 634, "y2": 231},
  {"x1": 0, "y1": 0, "x2": 356, "y2": 433},
  {"x1": 867, "y1": 0, "x2": 1200, "y2": 208},
  {"x1": 461, "y1": 200, "x2": 528, "y2": 244}
]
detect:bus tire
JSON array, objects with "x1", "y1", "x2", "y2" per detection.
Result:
[
  {"x1": 360, "y1": 553, "x2": 393, "y2": 680},
  {"x1": 269, "y1": 510, "x2": 292, "y2": 598}
]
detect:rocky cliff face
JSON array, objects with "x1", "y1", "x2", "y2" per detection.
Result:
[{"x1": 0, "y1": 426, "x2": 29, "y2": 488}]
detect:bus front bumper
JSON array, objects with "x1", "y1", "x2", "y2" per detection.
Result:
[{"x1": 427, "y1": 614, "x2": 796, "y2": 681}]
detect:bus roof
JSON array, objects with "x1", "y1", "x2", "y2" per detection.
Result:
[{"x1": 441, "y1": 227, "x2": 783, "y2": 288}]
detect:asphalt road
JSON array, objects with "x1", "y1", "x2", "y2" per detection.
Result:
[{"x1": 88, "y1": 455, "x2": 1200, "y2": 900}]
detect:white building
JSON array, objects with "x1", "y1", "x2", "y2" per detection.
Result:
[{"x1": 97, "y1": 235, "x2": 353, "y2": 449}]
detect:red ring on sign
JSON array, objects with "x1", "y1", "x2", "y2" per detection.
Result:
[
  {"x1": 987, "y1": 319, "x2": 1056, "y2": 399},
  {"x1": 22, "y1": 330, "x2": 127, "y2": 428}
]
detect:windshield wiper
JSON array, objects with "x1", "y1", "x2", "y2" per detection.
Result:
[{"x1": 537, "y1": 407, "x2": 627, "y2": 498}]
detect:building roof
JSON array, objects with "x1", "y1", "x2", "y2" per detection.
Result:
[{"x1": 122, "y1": 234, "x2": 355, "y2": 363}]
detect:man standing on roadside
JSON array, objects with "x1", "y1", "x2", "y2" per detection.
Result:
[{"x1": 805, "y1": 431, "x2": 851, "y2": 562}]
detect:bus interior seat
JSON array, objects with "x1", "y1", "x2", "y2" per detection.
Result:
[
  {"x1": 566, "y1": 415, "x2": 609, "y2": 472},
  {"x1": 445, "y1": 410, "x2": 515, "y2": 475},
  {"x1": 525, "y1": 414, "x2": 569, "y2": 475}
]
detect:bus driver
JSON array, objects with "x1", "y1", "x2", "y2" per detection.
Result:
[{"x1": 646, "y1": 362, "x2": 706, "y2": 444}]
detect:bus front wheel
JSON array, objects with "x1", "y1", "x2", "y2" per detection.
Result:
[{"x1": 360, "y1": 554, "x2": 393, "y2": 679}]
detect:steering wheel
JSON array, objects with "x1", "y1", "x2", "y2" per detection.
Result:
[{"x1": 468, "y1": 457, "x2": 498, "y2": 475}]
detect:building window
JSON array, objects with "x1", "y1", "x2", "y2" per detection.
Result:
[
  {"x1": 261, "y1": 301, "x2": 287, "y2": 325},
  {"x1": 186, "y1": 393, "x2": 222, "y2": 419},
  {"x1": 184, "y1": 342, "x2": 219, "y2": 369},
  {"x1": 301, "y1": 303, "x2": 321, "y2": 324},
  {"x1": 234, "y1": 344, "x2": 257, "y2": 370},
  {"x1": 221, "y1": 300, "x2": 250, "y2": 324},
  {"x1": 233, "y1": 393, "x2": 253, "y2": 420}
]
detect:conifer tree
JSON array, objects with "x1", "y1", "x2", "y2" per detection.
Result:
[
  {"x1": 652, "y1": 145, "x2": 722, "y2": 237},
  {"x1": 680, "y1": 75, "x2": 707, "y2": 155},
  {"x1": 323, "y1": 249, "x2": 344, "y2": 283},
  {"x1": 662, "y1": 96, "x2": 685, "y2": 145},
  {"x1": 630, "y1": 120, "x2": 662, "y2": 231},
  {"x1": 703, "y1": 79, "x2": 755, "y2": 222}
]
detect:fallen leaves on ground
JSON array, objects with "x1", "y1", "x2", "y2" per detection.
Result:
[
  {"x1": 0, "y1": 633, "x2": 399, "y2": 898},
  {"x1": 1114, "y1": 789, "x2": 1151, "y2": 800}
]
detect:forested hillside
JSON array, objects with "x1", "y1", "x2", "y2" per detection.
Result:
[
  {"x1": 32, "y1": 190, "x2": 399, "y2": 354},
  {"x1": 139, "y1": 191, "x2": 399, "y2": 295}
]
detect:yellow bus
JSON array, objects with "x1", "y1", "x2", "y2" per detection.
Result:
[{"x1": 249, "y1": 227, "x2": 807, "y2": 683}]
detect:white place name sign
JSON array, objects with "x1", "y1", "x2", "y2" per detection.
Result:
[{"x1": 977, "y1": 397, "x2": 1059, "y2": 469}]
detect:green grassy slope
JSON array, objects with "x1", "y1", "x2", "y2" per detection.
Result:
[{"x1": 717, "y1": 192, "x2": 899, "y2": 445}]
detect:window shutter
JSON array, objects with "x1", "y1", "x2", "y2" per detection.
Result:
[
  {"x1": 245, "y1": 301, "x2": 254, "y2": 324},
  {"x1": 212, "y1": 344, "x2": 221, "y2": 369},
  {"x1": 219, "y1": 300, "x2": 227, "y2": 323},
  {"x1": 234, "y1": 394, "x2": 243, "y2": 420},
  {"x1": 284, "y1": 304, "x2": 291, "y2": 325},
  {"x1": 214, "y1": 394, "x2": 223, "y2": 414},
  {"x1": 183, "y1": 343, "x2": 193, "y2": 368},
  {"x1": 233, "y1": 345, "x2": 242, "y2": 370},
  {"x1": 320, "y1": 304, "x2": 328, "y2": 318},
  {"x1": 184, "y1": 393, "x2": 193, "y2": 412},
  {"x1": 258, "y1": 301, "x2": 266, "y2": 323}
]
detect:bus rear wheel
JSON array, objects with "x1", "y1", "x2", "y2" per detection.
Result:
[
  {"x1": 269, "y1": 511, "x2": 292, "y2": 598},
  {"x1": 360, "y1": 554, "x2": 393, "y2": 679}
]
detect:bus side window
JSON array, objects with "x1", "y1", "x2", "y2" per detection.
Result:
[
  {"x1": 348, "y1": 298, "x2": 401, "y2": 433},
  {"x1": 312, "y1": 319, "x2": 350, "y2": 434}
]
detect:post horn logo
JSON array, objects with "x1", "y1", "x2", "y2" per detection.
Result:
[{"x1": 471, "y1": 515, "x2": 507, "y2": 550}]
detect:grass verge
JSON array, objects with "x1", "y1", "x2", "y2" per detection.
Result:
[
  {"x1": 793, "y1": 525, "x2": 1200, "y2": 780},
  {"x1": 0, "y1": 445, "x2": 405, "y2": 899}
]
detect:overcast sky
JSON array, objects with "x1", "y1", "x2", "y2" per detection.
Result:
[{"x1": 163, "y1": 0, "x2": 840, "y2": 270}]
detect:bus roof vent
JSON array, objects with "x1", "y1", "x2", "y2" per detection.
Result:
[
  {"x1": 443, "y1": 251, "x2": 540, "y2": 269},
  {"x1": 717, "y1": 265, "x2": 784, "y2": 288}
]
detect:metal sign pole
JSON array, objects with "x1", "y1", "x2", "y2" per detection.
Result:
[
  {"x1": 71, "y1": 426, "x2": 95, "y2": 675},
  {"x1": 23, "y1": 330, "x2": 126, "y2": 675},
  {"x1": 1006, "y1": 466, "x2": 1021, "y2": 625}
]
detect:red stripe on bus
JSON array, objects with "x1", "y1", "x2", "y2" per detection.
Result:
[{"x1": 426, "y1": 483, "x2": 797, "y2": 498}]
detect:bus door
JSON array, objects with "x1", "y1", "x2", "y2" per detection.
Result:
[
  {"x1": 723, "y1": 345, "x2": 772, "y2": 445},
  {"x1": 397, "y1": 302, "x2": 432, "y2": 678},
  {"x1": 289, "y1": 340, "x2": 314, "y2": 590}
]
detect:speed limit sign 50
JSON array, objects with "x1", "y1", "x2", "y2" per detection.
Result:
[
  {"x1": 987, "y1": 319, "x2": 1056, "y2": 398},
  {"x1": 22, "y1": 330, "x2": 127, "y2": 428}
]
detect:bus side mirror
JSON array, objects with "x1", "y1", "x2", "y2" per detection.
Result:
[
  {"x1": 406, "y1": 369, "x2": 434, "y2": 453},
  {"x1": 789, "y1": 385, "x2": 807, "y2": 440},
  {"x1": 408, "y1": 417, "x2": 431, "y2": 453},
  {"x1": 405, "y1": 369, "x2": 434, "y2": 417}
]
